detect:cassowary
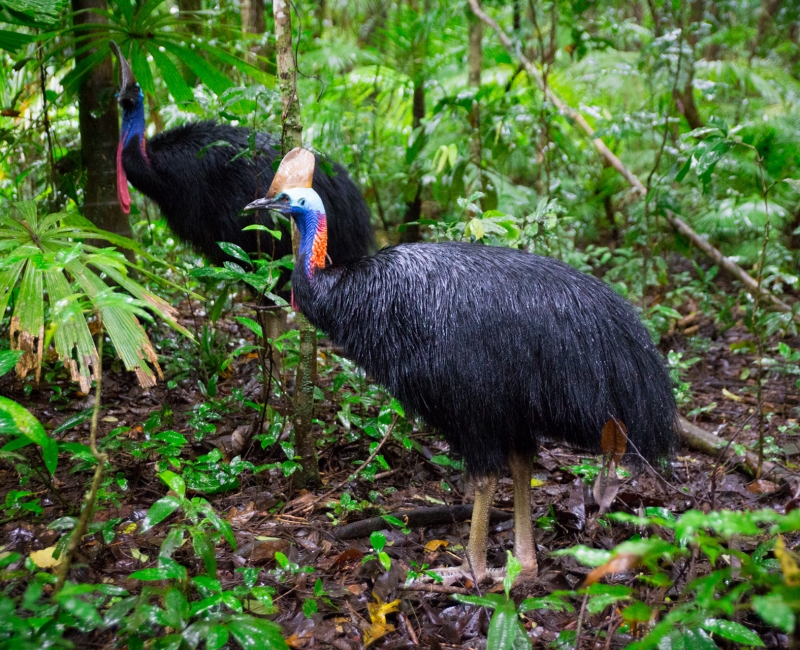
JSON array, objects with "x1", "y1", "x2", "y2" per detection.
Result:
[
  {"x1": 109, "y1": 42, "x2": 374, "y2": 267},
  {"x1": 247, "y1": 186, "x2": 678, "y2": 582}
]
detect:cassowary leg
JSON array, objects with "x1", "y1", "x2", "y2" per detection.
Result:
[
  {"x1": 509, "y1": 453, "x2": 538, "y2": 576},
  {"x1": 466, "y1": 474, "x2": 499, "y2": 582}
]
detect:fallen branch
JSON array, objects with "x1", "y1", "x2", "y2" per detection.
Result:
[
  {"x1": 467, "y1": 0, "x2": 798, "y2": 325},
  {"x1": 332, "y1": 504, "x2": 512, "y2": 540},
  {"x1": 679, "y1": 416, "x2": 796, "y2": 485}
]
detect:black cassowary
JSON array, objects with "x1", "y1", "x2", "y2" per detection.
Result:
[
  {"x1": 109, "y1": 42, "x2": 374, "y2": 267},
  {"x1": 247, "y1": 186, "x2": 678, "y2": 582}
]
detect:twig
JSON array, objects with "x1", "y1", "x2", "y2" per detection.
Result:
[
  {"x1": 575, "y1": 592, "x2": 589, "y2": 647},
  {"x1": 55, "y1": 330, "x2": 108, "y2": 594},
  {"x1": 400, "y1": 583, "x2": 473, "y2": 596},
  {"x1": 284, "y1": 415, "x2": 398, "y2": 515}
]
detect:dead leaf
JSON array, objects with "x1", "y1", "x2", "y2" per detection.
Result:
[
  {"x1": 363, "y1": 593, "x2": 400, "y2": 647},
  {"x1": 722, "y1": 388, "x2": 743, "y2": 402},
  {"x1": 267, "y1": 148, "x2": 315, "y2": 197},
  {"x1": 424, "y1": 539, "x2": 449, "y2": 553},
  {"x1": 30, "y1": 546, "x2": 62, "y2": 569},
  {"x1": 249, "y1": 537, "x2": 290, "y2": 563},
  {"x1": 332, "y1": 548, "x2": 364, "y2": 566},
  {"x1": 530, "y1": 478, "x2": 546, "y2": 487},
  {"x1": 582, "y1": 552, "x2": 642, "y2": 587},
  {"x1": 601, "y1": 419, "x2": 628, "y2": 463},
  {"x1": 592, "y1": 459, "x2": 621, "y2": 515},
  {"x1": 775, "y1": 536, "x2": 800, "y2": 586},
  {"x1": 747, "y1": 479, "x2": 779, "y2": 494},
  {"x1": 228, "y1": 501, "x2": 257, "y2": 526}
]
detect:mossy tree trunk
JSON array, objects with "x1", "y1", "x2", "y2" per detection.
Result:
[{"x1": 273, "y1": 0, "x2": 320, "y2": 489}]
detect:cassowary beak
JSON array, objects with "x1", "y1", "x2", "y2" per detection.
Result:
[
  {"x1": 244, "y1": 197, "x2": 290, "y2": 214},
  {"x1": 110, "y1": 41, "x2": 137, "y2": 91}
]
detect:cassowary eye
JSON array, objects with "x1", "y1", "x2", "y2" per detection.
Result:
[{"x1": 298, "y1": 198, "x2": 306, "y2": 207}]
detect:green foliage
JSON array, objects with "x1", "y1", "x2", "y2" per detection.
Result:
[{"x1": 0, "y1": 201, "x2": 191, "y2": 389}]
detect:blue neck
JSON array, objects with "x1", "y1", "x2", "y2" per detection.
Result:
[
  {"x1": 298, "y1": 210, "x2": 319, "y2": 275},
  {"x1": 121, "y1": 89, "x2": 146, "y2": 147}
]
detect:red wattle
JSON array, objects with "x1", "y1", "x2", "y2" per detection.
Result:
[{"x1": 116, "y1": 141, "x2": 131, "y2": 215}]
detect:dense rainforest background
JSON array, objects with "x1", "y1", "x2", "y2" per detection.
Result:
[{"x1": 1, "y1": 0, "x2": 800, "y2": 647}]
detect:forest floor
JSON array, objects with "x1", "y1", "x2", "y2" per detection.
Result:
[{"x1": 1, "y1": 296, "x2": 800, "y2": 649}]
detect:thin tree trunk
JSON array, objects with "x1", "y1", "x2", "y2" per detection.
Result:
[
  {"x1": 71, "y1": 0, "x2": 131, "y2": 238},
  {"x1": 242, "y1": 0, "x2": 268, "y2": 65},
  {"x1": 674, "y1": 0, "x2": 705, "y2": 131},
  {"x1": 273, "y1": 0, "x2": 320, "y2": 489},
  {"x1": 399, "y1": 79, "x2": 424, "y2": 243},
  {"x1": 468, "y1": 0, "x2": 482, "y2": 200},
  {"x1": 749, "y1": 0, "x2": 783, "y2": 60}
]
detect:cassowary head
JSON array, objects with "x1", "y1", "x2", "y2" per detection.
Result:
[
  {"x1": 110, "y1": 42, "x2": 147, "y2": 214},
  {"x1": 246, "y1": 188, "x2": 328, "y2": 277}
]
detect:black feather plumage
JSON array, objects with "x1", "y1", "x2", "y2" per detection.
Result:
[
  {"x1": 293, "y1": 242, "x2": 677, "y2": 476},
  {"x1": 121, "y1": 121, "x2": 374, "y2": 265}
]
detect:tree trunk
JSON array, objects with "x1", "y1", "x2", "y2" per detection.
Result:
[
  {"x1": 273, "y1": 0, "x2": 320, "y2": 489},
  {"x1": 242, "y1": 0, "x2": 268, "y2": 65},
  {"x1": 673, "y1": 0, "x2": 704, "y2": 131},
  {"x1": 399, "y1": 79, "x2": 424, "y2": 243},
  {"x1": 71, "y1": 0, "x2": 131, "y2": 238},
  {"x1": 750, "y1": 0, "x2": 783, "y2": 60},
  {"x1": 468, "y1": 0, "x2": 482, "y2": 200}
]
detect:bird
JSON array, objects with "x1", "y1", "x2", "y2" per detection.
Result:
[
  {"x1": 109, "y1": 42, "x2": 374, "y2": 268},
  {"x1": 246, "y1": 185, "x2": 678, "y2": 582}
]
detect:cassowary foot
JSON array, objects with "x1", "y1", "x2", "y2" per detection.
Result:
[{"x1": 411, "y1": 564, "x2": 506, "y2": 587}]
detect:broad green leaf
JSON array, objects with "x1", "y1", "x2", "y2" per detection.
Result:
[
  {"x1": 752, "y1": 594, "x2": 795, "y2": 634},
  {"x1": 453, "y1": 593, "x2": 507, "y2": 609},
  {"x1": 227, "y1": 614, "x2": 288, "y2": 650},
  {"x1": 0, "y1": 396, "x2": 57, "y2": 474},
  {"x1": 217, "y1": 242, "x2": 252, "y2": 264},
  {"x1": 159, "y1": 470, "x2": 186, "y2": 498},
  {"x1": 486, "y1": 597, "x2": 520, "y2": 650},
  {"x1": 191, "y1": 529, "x2": 217, "y2": 578},
  {"x1": 59, "y1": 596, "x2": 103, "y2": 629},
  {"x1": 518, "y1": 596, "x2": 573, "y2": 613},
  {"x1": 680, "y1": 629, "x2": 718, "y2": 650},
  {"x1": 141, "y1": 495, "x2": 181, "y2": 531},
  {"x1": 700, "y1": 619, "x2": 764, "y2": 647},
  {"x1": 0, "y1": 350, "x2": 22, "y2": 376},
  {"x1": 696, "y1": 140, "x2": 733, "y2": 183},
  {"x1": 235, "y1": 316, "x2": 263, "y2": 338}
]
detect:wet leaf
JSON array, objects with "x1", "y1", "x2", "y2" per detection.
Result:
[{"x1": 699, "y1": 618, "x2": 764, "y2": 647}]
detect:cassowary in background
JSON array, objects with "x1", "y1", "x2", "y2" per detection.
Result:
[
  {"x1": 246, "y1": 184, "x2": 678, "y2": 582},
  {"x1": 109, "y1": 42, "x2": 374, "y2": 267}
]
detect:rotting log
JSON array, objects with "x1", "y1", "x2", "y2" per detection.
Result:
[{"x1": 679, "y1": 417, "x2": 795, "y2": 484}]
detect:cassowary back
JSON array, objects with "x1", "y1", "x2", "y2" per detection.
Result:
[
  {"x1": 122, "y1": 121, "x2": 374, "y2": 265},
  {"x1": 295, "y1": 242, "x2": 677, "y2": 476}
]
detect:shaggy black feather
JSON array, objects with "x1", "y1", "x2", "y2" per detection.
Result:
[
  {"x1": 122, "y1": 121, "x2": 375, "y2": 265},
  {"x1": 293, "y1": 242, "x2": 678, "y2": 477}
]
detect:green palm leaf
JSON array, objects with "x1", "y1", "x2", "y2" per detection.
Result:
[{"x1": 1, "y1": 201, "x2": 193, "y2": 391}]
